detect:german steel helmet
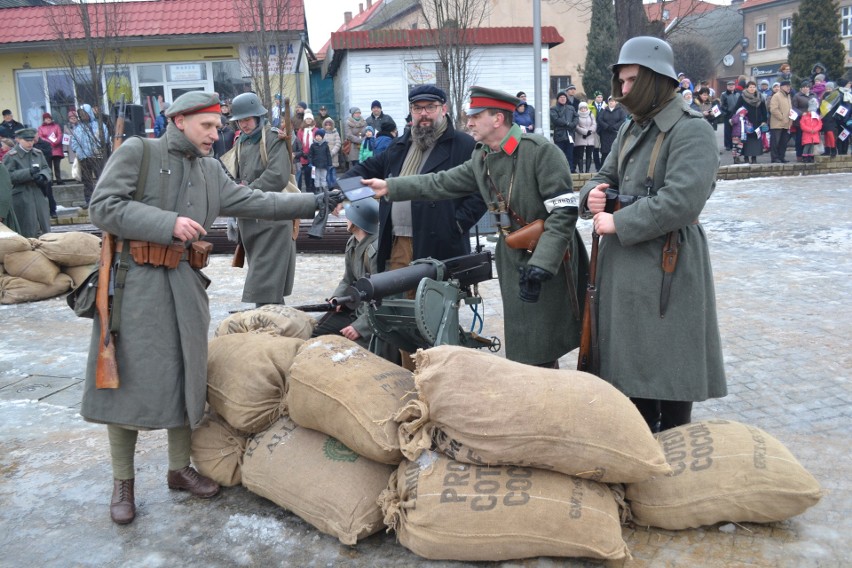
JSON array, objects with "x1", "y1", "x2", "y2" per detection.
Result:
[
  {"x1": 229, "y1": 92, "x2": 268, "y2": 121},
  {"x1": 344, "y1": 197, "x2": 379, "y2": 234},
  {"x1": 613, "y1": 36, "x2": 678, "y2": 83}
]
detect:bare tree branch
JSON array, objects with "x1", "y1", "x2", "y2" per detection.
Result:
[{"x1": 419, "y1": 0, "x2": 491, "y2": 128}]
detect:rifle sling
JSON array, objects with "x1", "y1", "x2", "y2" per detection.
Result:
[{"x1": 109, "y1": 137, "x2": 152, "y2": 334}]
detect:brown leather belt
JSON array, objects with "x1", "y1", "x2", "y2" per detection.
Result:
[{"x1": 115, "y1": 239, "x2": 187, "y2": 269}]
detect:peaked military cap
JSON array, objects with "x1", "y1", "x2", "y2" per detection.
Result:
[
  {"x1": 467, "y1": 86, "x2": 520, "y2": 116},
  {"x1": 14, "y1": 127, "x2": 37, "y2": 140},
  {"x1": 165, "y1": 91, "x2": 221, "y2": 118},
  {"x1": 409, "y1": 84, "x2": 446, "y2": 103}
]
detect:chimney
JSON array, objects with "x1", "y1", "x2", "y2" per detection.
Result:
[
  {"x1": 367, "y1": 0, "x2": 372, "y2": 8},
  {"x1": 359, "y1": 3, "x2": 364, "y2": 14},
  {"x1": 344, "y1": 11, "x2": 352, "y2": 23}
]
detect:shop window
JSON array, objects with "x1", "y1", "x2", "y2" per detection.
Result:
[
  {"x1": 213, "y1": 60, "x2": 250, "y2": 103},
  {"x1": 16, "y1": 71, "x2": 47, "y2": 129}
]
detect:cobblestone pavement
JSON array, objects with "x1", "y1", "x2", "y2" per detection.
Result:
[{"x1": 1, "y1": 174, "x2": 850, "y2": 567}]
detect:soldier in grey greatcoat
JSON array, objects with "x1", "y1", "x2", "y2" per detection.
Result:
[
  {"x1": 1, "y1": 128, "x2": 51, "y2": 237},
  {"x1": 578, "y1": 36, "x2": 726, "y2": 433},
  {"x1": 364, "y1": 86, "x2": 588, "y2": 368},
  {"x1": 81, "y1": 91, "x2": 342, "y2": 525},
  {"x1": 229, "y1": 92, "x2": 296, "y2": 307}
]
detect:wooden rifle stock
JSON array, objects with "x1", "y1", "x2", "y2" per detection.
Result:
[
  {"x1": 232, "y1": 242, "x2": 245, "y2": 268},
  {"x1": 577, "y1": 231, "x2": 599, "y2": 373},
  {"x1": 95, "y1": 233, "x2": 120, "y2": 389},
  {"x1": 94, "y1": 95, "x2": 127, "y2": 389},
  {"x1": 577, "y1": 191, "x2": 621, "y2": 373}
]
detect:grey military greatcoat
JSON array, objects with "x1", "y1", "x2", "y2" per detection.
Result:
[
  {"x1": 2, "y1": 145, "x2": 51, "y2": 238},
  {"x1": 579, "y1": 96, "x2": 726, "y2": 402},
  {"x1": 81, "y1": 126, "x2": 317, "y2": 429},
  {"x1": 234, "y1": 125, "x2": 296, "y2": 304},
  {"x1": 386, "y1": 125, "x2": 588, "y2": 365}
]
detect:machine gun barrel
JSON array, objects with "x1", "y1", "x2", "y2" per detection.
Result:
[{"x1": 338, "y1": 251, "x2": 492, "y2": 311}]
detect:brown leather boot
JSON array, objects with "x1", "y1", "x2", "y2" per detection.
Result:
[
  {"x1": 110, "y1": 478, "x2": 135, "y2": 525},
  {"x1": 167, "y1": 466, "x2": 220, "y2": 498}
]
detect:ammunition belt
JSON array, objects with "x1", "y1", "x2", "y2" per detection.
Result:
[{"x1": 116, "y1": 240, "x2": 187, "y2": 269}]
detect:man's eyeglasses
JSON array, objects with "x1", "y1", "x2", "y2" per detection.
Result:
[{"x1": 410, "y1": 103, "x2": 441, "y2": 115}]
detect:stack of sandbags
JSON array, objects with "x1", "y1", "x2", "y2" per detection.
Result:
[
  {"x1": 0, "y1": 227, "x2": 97, "y2": 304},
  {"x1": 201, "y1": 322, "x2": 407, "y2": 546},
  {"x1": 625, "y1": 419, "x2": 823, "y2": 529},
  {"x1": 239, "y1": 335, "x2": 417, "y2": 544},
  {"x1": 32, "y1": 232, "x2": 100, "y2": 286},
  {"x1": 382, "y1": 345, "x2": 669, "y2": 561},
  {"x1": 214, "y1": 304, "x2": 316, "y2": 339}
]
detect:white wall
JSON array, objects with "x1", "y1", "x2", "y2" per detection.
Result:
[{"x1": 333, "y1": 43, "x2": 552, "y2": 138}]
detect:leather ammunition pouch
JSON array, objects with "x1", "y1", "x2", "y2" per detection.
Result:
[
  {"x1": 504, "y1": 219, "x2": 545, "y2": 252},
  {"x1": 118, "y1": 240, "x2": 186, "y2": 269},
  {"x1": 189, "y1": 240, "x2": 213, "y2": 269}
]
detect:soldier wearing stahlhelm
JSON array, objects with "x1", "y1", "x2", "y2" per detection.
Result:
[
  {"x1": 228, "y1": 91, "x2": 298, "y2": 307},
  {"x1": 578, "y1": 37, "x2": 727, "y2": 433}
]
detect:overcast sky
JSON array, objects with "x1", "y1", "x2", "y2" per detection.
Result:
[
  {"x1": 305, "y1": 0, "x2": 364, "y2": 50},
  {"x1": 303, "y1": 0, "x2": 734, "y2": 51}
]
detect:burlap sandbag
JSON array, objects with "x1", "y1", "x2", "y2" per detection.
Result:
[
  {"x1": 0, "y1": 223, "x2": 31, "y2": 263},
  {"x1": 626, "y1": 419, "x2": 823, "y2": 529},
  {"x1": 242, "y1": 416, "x2": 393, "y2": 545},
  {"x1": 206, "y1": 334, "x2": 303, "y2": 433},
  {"x1": 380, "y1": 451, "x2": 629, "y2": 561},
  {"x1": 395, "y1": 346, "x2": 670, "y2": 483},
  {"x1": 61, "y1": 263, "x2": 97, "y2": 288},
  {"x1": 190, "y1": 409, "x2": 249, "y2": 487},
  {"x1": 0, "y1": 273, "x2": 72, "y2": 304},
  {"x1": 287, "y1": 335, "x2": 416, "y2": 464},
  {"x1": 3, "y1": 249, "x2": 60, "y2": 285},
  {"x1": 32, "y1": 232, "x2": 101, "y2": 267},
  {"x1": 214, "y1": 304, "x2": 315, "y2": 339}
]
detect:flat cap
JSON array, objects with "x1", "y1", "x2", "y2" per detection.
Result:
[
  {"x1": 800, "y1": 80, "x2": 812, "y2": 88},
  {"x1": 409, "y1": 84, "x2": 446, "y2": 103},
  {"x1": 165, "y1": 91, "x2": 221, "y2": 118},
  {"x1": 14, "y1": 127, "x2": 36, "y2": 139},
  {"x1": 467, "y1": 86, "x2": 520, "y2": 116},
  {"x1": 780, "y1": 79, "x2": 792, "y2": 87},
  {"x1": 727, "y1": 80, "x2": 736, "y2": 85}
]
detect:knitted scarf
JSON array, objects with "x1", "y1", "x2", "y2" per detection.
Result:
[
  {"x1": 398, "y1": 115, "x2": 448, "y2": 178},
  {"x1": 613, "y1": 65, "x2": 677, "y2": 125}
]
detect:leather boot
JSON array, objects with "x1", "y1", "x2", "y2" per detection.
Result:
[
  {"x1": 750, "y1": 156, "x2": 757, "y2": 164},
  {"x1": 110, "y1": 478, "x2": 135, "y2": 525},
  {"x1": 167, "y1": 466, "x2": 220, "y2": 498}
]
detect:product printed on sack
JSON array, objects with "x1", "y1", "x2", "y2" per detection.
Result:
[{"x1": 658, "y1": 420, "x2": 721, "y2": 476}]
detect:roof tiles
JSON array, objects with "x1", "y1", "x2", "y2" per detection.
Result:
[
  {"x1": 1, "y1": 0, "x2": 305, "y2": 44},
  {"x1": 330, "y1": 26, "x2": 565, "y2": 50}
]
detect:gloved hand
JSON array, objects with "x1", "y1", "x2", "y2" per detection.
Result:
[
  {"x1": 326, "y1": 188, "x2": 345, "y2": 211},
  {"x1": 31, "y1": 164, "x2": 41, "y2": 175},
  {"x1": 518, "y1": 265, "x2": 553, "y2": 303},
  {"x1": 33, "y1": 173, "x2": 49, "y2": 186}
]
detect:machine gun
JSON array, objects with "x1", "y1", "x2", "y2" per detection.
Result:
[{"x1": 334, "y1": 251, "x2": 500, "y2": 353}]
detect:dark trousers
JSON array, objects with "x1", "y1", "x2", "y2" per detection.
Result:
[
  {"x1": 573, "y1": 146, "x2": 594, "y2": 173},
  {"x1": 770, "y1": 128, "x2": 790, "y2": 162},
  {"x1": 79, "y1": 157, "x2": 103, "y2": 205},
  {"x1": 794, "y1": 127, "x2": 803, "y2": 158},
  {"x1": 723, "y1": 116, "x2": 733, "y2": 150},
  {"x1": 592, "y1": 148, "x2": 601, "y2": 171},
  {"x1": 49, "y1": 155, "x2": 63, "y2": 182},
  {"x1": 296, "y1": 164, "x2": 315, "y2": 193},
  {"x1": 630, "y1": 398, "x2": 693, "y2": 433},
  {"x1": 555, "y1": 139, "x2": 573, "y2": 171}
]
